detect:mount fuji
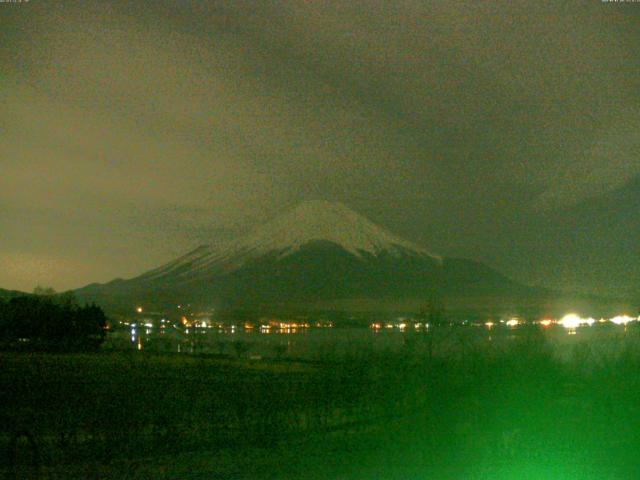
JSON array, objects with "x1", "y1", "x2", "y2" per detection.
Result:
[{"x1": 76, "y1": 200, "x2": 534, "y2": 312}]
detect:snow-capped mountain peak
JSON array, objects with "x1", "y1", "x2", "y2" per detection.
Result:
[
  {"x1": 76, "y1": 200, "x2": 535, "y2": 311},
  {"x1": 235, "y1": 200, "x2": 434, "y2": 258},
  {"x1": 141, "y1": 200, "x2": 439, "y2": 280}
]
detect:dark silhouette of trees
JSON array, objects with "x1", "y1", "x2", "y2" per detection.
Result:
[
  {"x1": 0, "y1": 292, "x2": 107, "y2": 351},
  {"x1": 420, "y1": 294, "x2": 446, "y2": 327},
  {"x1": 273, "y1": 343, "x2": 287, "y2": 360},
  {"x1": 232, "y1": 340, "x2": 250, "y2": 358},
  {"x1": 420, "y1": 294, "x2": 447, "y2": 360},
  {"x1": 32, "y1": 285, "x2": 57, "y2": 297}
]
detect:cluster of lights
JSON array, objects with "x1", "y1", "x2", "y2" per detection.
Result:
[
  {"x1": 505, "y1": 318, "x2": 520, "y2": 328},
  {"x1": 610, "y1": 315, "x2": 635, "y2": 326},
  {"x1": 129, "y1": 305, "x2": 638, "y2": 338},
  {"x1": 480, "y1": 314, "x2": 639, "y2": 331},
  {"x1": 558, "y1": 313, "x2": 639, "y2": 330},
  {"x1": 370, "y1": 322, "x2": 429, "y2": 331},
  {"x1": 558, "y1": 314, "x2": 595, "y2": 330},
  {"x1": 314, "y1": 321, "x2": 334, "y2": 328},
  {"x1": 269, "y1": 321, "x2": 309, "y2": 329}
]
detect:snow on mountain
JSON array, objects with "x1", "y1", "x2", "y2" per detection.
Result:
[
  {"x1": 140, "y1": 200, "x2": 440, "y2": 281},
  {"x1": 75, "y1": 200, "x2": 542, "y2": 312},
  {"x1": 228, "y1": 200, "x2": 437, "y2": 258}
]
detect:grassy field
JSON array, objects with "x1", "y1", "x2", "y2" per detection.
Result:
[{"x1": 2, "y1": 326, "x2": 640, "y2": 479}]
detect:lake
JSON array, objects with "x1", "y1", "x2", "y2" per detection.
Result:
[{"x1": 104, "y1": 320, "x2": 640, "y2": 362}]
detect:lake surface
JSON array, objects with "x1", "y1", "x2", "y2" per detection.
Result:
[{"x1": 104, "y1": 321, "x2": 640, "y2": 362}]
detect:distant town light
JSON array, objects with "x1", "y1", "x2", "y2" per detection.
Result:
[
  {"x1": 505, "y1": 318, "x2": 519, "y2": 327},
  {"x1": 136, "y1": 306, "x2": 143, "y2": 313},
  {"x1": 559, "y1": 314, "x2": 582, "y2": 329},
  {"x1": 610, "y1": 315, "x2": 635, "y2": 326},
  {"x1": 539, "y1": 319, "x2": 553, "y2": 327}
]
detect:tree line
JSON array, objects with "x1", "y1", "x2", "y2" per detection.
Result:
[{"x1": 0, "y1": 289, "x2": 107, "y2": 351}]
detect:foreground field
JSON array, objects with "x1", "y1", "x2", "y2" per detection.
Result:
[{"x1": 2, "y1": 326, "x2": 640, "y2": 479}]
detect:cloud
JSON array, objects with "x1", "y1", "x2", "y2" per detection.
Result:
[
  {"x1": 534, "y1": 111, "x2": 640, "y2": 209},
  {"x1": 1, "y1": 0, "x2": 639, "y2": 292}
]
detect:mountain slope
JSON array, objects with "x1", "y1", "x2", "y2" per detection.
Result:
[
  {"x1": 76, "y1": 200, "x2": 537, "y2": 312},
  {"x1": 0, "y1": 288, "x2": 29, "y2": 300},
  {"x1": 138, "y1": 200, "x2": 440, "y2": 283}
]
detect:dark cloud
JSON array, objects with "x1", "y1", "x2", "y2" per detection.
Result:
[{"x1": 1, "y1": 0, "x2": 638, "y2": 294}]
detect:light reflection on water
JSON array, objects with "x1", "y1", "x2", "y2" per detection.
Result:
[{"x1": 116, "y1": 322, "x2": 638, "y2": 360}]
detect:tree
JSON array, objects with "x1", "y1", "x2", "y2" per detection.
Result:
[
  {"x1": 33, "y1": 286, "x2": 56, "y2": 296},
  {"x1": 420, "y1": 294, "x2": 446, "y2": 327},
  {"x1": 232, "y1": 340, "x2": 250, "y2": 359},
  {"x1": 0, "y1": 294, "x2": 108, "y2": 351},
  {"x1": 75, "y1": 303, "x2": 108, "y2": 348},
  {"x1": 420, "y1": 293, "x2": 447, "y2": 360},
  {"x1": 273, "y1": 343, "x2": 287, "y2": 360}
]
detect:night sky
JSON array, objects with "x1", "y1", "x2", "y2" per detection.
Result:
[{"x1": 1, "y1": 1, "x2": 639, "y2": 297}]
